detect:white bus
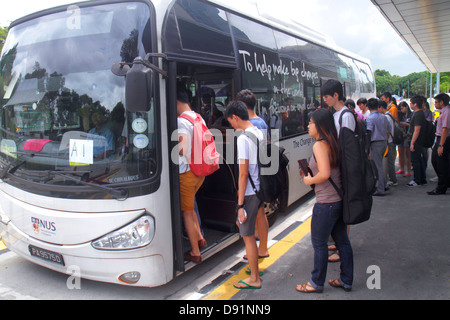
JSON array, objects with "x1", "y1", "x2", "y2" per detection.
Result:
[{"x1": 0, "y1": 0, "x2": 375, "y2": 287}]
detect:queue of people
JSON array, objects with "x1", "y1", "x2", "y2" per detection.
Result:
[
  {"x1": 297, "y1": 84, "x2": 449, "y2": 293},
  {"x1": 176, "y1": 79, "x2": 449, "y2": 293},
  {"x1": 346, "y1": 91, "x2": 450, "y2": 195}
]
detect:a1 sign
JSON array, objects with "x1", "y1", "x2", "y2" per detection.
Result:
[{"x1": 69, "y1": 139, "x2": 93, "y2": 165}]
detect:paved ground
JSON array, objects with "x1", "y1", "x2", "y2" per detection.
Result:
[
  {"x1": 227, "y1": 163, "x2": 450, "y2": 300},
  {"x1": 1, "y1": 161, "x2": 448, "y2": 303}
]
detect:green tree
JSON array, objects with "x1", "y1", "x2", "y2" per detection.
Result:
[
  {"x1": 410, "y1": 76, "x2": 428, "y2": 96},
  {"x1": 374, "y1": 69, "x2": 398, "y2": 96},
  {"x1": 374, "y1": 70, "x2": 441, "y2": 98},
  {"x1": 0, "y1": 27, "x2": 8, "y2": 102},
  {"x1": 0, "y1": 26, "x2": 7, "y2": 53},
  {"x1": 439, "y1": 73, "x2": 450, "y2": 93}
]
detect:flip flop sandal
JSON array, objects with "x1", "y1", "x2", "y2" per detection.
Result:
[
  {"x1": 328, "y1": 244, "x2": 338, "y2": 251},
  {"x1": 328, "y1": 279, "x2": 352, "y2": 292},
  {"x1": 245, "y1": 267, "x2": 264, "y2": 276},
  {"x1": 328, "y1": 252, "x2": 340, "y2": 262},
  {"x1": 184, "y1": 251, "x2": 202, "y2": 263},
  {"x1": 243, "y1": 253, "x2": 270, "y2": 260},
  {"x1": 198, "y1": 238, "x2": 207, "y2": 250},
  {"x1": 233, "y1": 280, "x2": 261, "y2": 290},
  {"x1": 296, "y1": 282, "x2": 323, "y2": 293}
]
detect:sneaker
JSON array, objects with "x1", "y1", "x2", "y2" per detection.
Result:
[
  {"x1": 403, "y1": 172, "x2": 411, "y2": 177},
  {"x1": 386, "y1": 181, "x2": 398, "y2": 187},
  {"x1": 407, "y1": 180, "x2": 419, "y2": 187},
  {"x1": 396, "y1": 170, "x2": 404, "y2": 174}
]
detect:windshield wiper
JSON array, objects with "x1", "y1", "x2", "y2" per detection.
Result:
[
  {"x1": 52, "y1": 172, "x2": 128, "y2": 201},
  {"x1": 1, "y1": 161, "x2": 128, "y2": 200},
  {"x1": 0, "y1": 160, "x2": 26, "y2": 179},
  {"x1": 0, "y1": 150, "x2": 67, "y2": 179},
  {"x1": 12, "y1": 151, "x2": 67, "y2": 160},
  {"x1": 0, "y1": 151, "x2": 64, "y2": 179}
]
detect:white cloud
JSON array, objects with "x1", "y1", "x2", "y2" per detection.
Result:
[{"x1": 259, "y1": 0, "x2": 426, "y2": 76}]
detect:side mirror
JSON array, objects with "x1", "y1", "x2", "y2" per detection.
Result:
[
  {"x1": 125, "y1": 57, "x2": 153, "y2": 112},
  {"x1": 110, "y1": 62, "x2": 130, "y2": 76},
  {"x1": 111, "y1": 54, "x2": 167, "y2": 113}
]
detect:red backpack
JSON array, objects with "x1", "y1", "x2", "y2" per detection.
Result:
[{"x1": 179, "y1": 113, "x2": 220, "y2": 176}]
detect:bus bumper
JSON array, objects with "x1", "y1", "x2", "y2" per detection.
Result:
[{"x1": 0, "y1": 220, "x2": 171, "y2": 287}]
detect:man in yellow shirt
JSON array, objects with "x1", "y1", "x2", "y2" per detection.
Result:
[{"x1": 381, "y1": 92, "x2": 398, "y2": 122}]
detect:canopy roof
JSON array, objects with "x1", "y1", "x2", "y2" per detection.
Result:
[{"x1": 371, "y1": 0, "x2": 450, "y2": 73}]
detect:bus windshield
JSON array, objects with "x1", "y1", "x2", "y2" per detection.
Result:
[{"x1": 0, "y1": 2, "x2": 158, "y2": 199}]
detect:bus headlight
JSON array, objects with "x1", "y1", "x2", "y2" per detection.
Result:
[{"x1": 92, "y1": 215, "x2": 155, "y2": 250}]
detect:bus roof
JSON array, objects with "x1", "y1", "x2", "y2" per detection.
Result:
[{"x1": 8, "y1": 0, "x2": 372, "y2": 67}]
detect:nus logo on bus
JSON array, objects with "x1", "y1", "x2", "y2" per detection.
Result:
[{"x1": 31, "y1": 217, "x2": 56, "y2": 235}]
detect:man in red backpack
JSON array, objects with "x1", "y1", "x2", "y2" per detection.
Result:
[{"x1": 177, "y1": 86, "x2": 207, "y2": 263}]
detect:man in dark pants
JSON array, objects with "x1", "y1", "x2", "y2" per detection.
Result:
[
  {"x1": 408, "y1": 95, "x2": 428, "y2": 187},
  {"x1": 428, "y1": 93, "x2": 450, "y2": 195}
]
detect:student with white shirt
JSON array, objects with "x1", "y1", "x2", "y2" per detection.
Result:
[
  {"x1": 225, "y1": 100, "x2": 264, "y2": 290},
  {"x1": 321, "y1": 80, "x2": 356, "y2": 135},
  {"x1": 320, "y1": 79, "x2": 353, "y2": 262},
  {"x1": 236, "y1": 89, "x2": 270, "y2": 261},
  {"x1": 357, "y1": 97, "x2": 371, "y2": 120}
]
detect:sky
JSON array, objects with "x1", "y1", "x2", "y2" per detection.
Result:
[{"x1": 0, "y1": 0, "x2": 427, "y2": 77}]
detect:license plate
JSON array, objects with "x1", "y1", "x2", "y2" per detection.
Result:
[{"x1": 28, "y1": 245, "x2": 65, "y2": 266}]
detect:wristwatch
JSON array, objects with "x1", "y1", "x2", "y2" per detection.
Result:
[
  {"x1": 236, "y1": 204, "x2": 245, "y2": 210},
  {"x1": 439, "y1": 144, "x2": 444, "y2": 147}
]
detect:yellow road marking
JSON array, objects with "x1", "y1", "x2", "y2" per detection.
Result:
[
  {"x1": 0, "y1": 238, "x2": 6, "y2": 251},
  {"x1": 203, "y1": 217, "x2": 311, "y2": 300}
]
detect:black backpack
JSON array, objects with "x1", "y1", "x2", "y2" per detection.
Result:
[
  {"x1": 423, "y1": 120, "x2": 436, "y2": 148},
  {"x1": 329, "y1": 109, "x2": 378, "y2": 225},
  {"x1": 244, "y1": 132, "x2": 289, "y2": 203},
  {"x1": 387, "y1": 113, "x2": 405, "y2": 145}
]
